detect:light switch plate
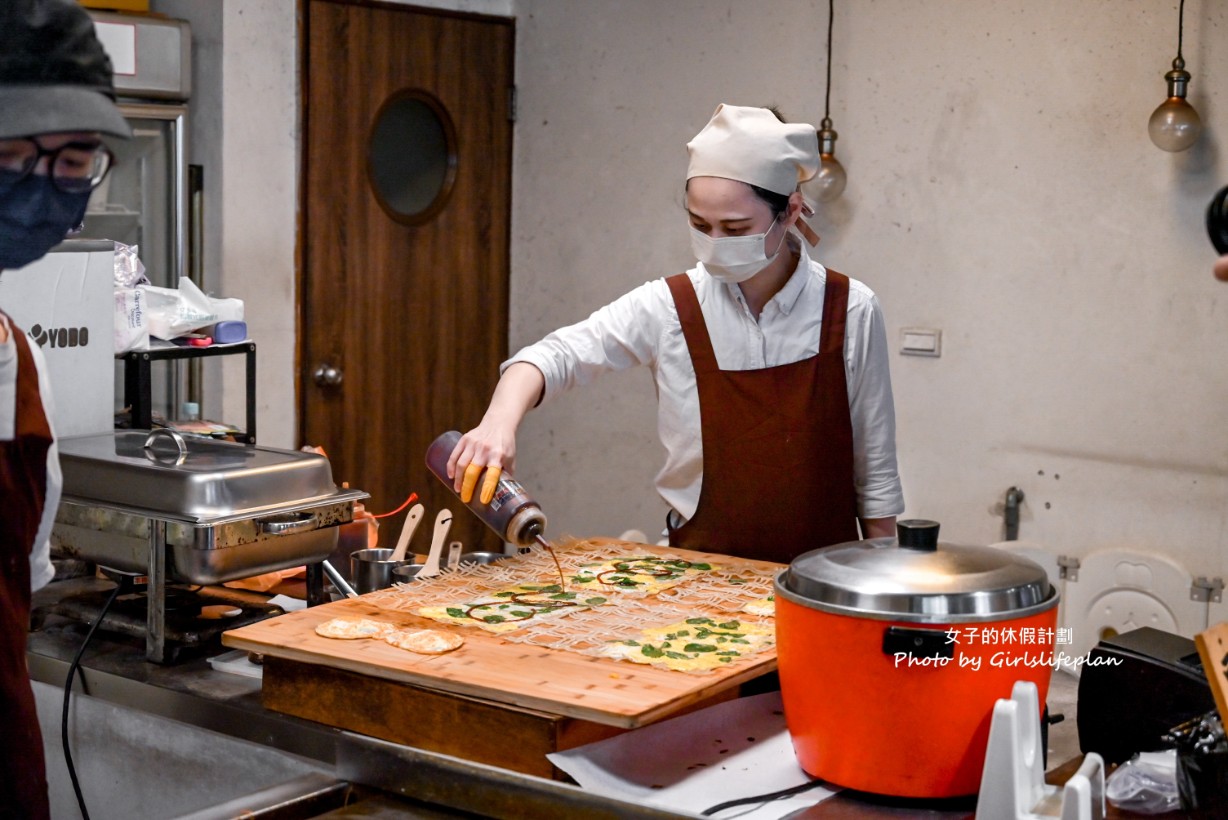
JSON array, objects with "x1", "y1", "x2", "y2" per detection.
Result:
[{"x1": 900, "y1": 327, "x2": 942, "y2": 357}]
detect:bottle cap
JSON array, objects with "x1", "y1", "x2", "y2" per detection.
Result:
[{"x1": 507, "y1": 506, "x2": 547, "y2": 547}]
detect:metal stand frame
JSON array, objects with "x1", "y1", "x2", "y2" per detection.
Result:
[{"x1": 122, "y1": 343, "x2": 257, "y2": 444}]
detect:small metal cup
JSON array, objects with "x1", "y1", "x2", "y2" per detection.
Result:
[
  {"x1": 350, "y1": 548, "x2": 416, "y2": 594},
  {"x1": 392, "y1": 564, "x2": 424, "y2": 583}
]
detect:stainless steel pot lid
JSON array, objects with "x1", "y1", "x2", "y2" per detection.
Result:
[
  {"x1": 775, "y1": 519, "x2": 1058, "y2": 623},
  {"x1": 58, "y1": 430, "x2": 361, "y2": 524}
]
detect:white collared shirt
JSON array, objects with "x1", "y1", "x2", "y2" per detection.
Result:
[{"x1": 504, "y1": 242, "x2": 904, "y2": 523}]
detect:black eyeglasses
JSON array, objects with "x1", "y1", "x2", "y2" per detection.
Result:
[{"x1": 0, "y1": 138, "x2": 115, "y2": 194}]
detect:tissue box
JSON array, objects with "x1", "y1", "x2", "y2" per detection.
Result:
[{"x1": 0, "y1": 241, "x2": 116, "y2": 437}]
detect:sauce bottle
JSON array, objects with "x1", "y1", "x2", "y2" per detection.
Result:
[{"x1": 425, "y1": 430, "x2": 548, "y2": 548}]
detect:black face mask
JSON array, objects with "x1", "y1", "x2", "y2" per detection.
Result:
[{"x1": 0, "y1": 170, "x2": 92, "y2": 271}]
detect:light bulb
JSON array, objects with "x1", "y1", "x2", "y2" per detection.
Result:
[
  {"x1": 804, "y1": 118, "x2": 847, "y2": 202},
  {"x1": 1149, "y1": 58, "x2": 1201, "y2": 153},
  {"x1": 813, "y1": 154, "x2": 847, "y2": 203}
]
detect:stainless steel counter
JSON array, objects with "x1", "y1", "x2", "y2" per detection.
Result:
[
  {"x1": 26, "y1": 578, "x2": 697, "y2": 819},
  {"x1": 26, "y1": 577, "x2": 1093, "y2": 819}
]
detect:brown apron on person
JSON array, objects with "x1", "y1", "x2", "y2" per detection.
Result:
[
  {"x1": 666, "y1": 271, "x2": 860, "y2": 565},
  {"x1": 0, "y1": 314, "x2": 52, "y2": 819}
]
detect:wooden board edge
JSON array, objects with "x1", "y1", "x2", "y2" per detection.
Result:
[
  {"x1": 222, "y1": 629, "x2": 775, "y2": 729},
  {"x1": 626, "y1": 658, "x2": 778, "y2": 728}
]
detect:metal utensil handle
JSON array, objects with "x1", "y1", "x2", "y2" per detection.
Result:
[
  {"x1": 143, "y1": 428, "x2": 189, "y2": 465},
  {"x1": 321, "y1": 559, "x2": 359, "y2": 599},
  {"x1": 257, "y1": 512, "x2": 317, "y2": 536}
]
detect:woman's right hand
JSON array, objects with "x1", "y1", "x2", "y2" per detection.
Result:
[
  {"x1": 446, "y1": 362, "x2": 545, "y2": 504},
  {"x1": 447, "y1": 422, "x2": 518, "y2": 504}
]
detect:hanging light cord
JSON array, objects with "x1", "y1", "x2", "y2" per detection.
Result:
[
  {"x1": 1176, "y1": 0, "x2": 1185, "y2": 62},
  {"x1": 823, "y1": 0, "x2": 834, "y2": 120}
]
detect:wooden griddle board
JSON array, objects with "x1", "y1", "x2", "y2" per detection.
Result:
[{"x1": 223, "y1": 543, "x2": 781, "y2": 728}]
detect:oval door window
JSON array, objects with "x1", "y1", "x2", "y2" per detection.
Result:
[{"x1": 367, "y1": 90, "x2": 457, "y2": 224}]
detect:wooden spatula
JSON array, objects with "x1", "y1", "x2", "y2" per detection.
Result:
[
  {"x1": 389, "y1": 503, "x2": 425, "y2": 563},
  {"x1": 417, "y1": 508, "x2": 453, "y2": 579}
]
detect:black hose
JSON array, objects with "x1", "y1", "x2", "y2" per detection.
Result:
[{"x1": 61, "y1": 581, "x2": 122, "y2": 820}]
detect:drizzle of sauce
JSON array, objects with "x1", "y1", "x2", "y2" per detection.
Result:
[
  {"x1": 595, "y1": 558, "x2": 681, "y2": 587},
  {"x1": 464, "y1": 593, "x2": 577, "y2": 623},
  {"x1": 535, "y1": 533, "x2": 566, "y2": 591}
]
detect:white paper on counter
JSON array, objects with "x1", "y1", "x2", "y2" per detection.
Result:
[
  {"x1": 267, "y1": 594, "x2": 308, "y2": 612},
  {"x1": 547, "y1": 691, "x2": 839, "y2": 819}
]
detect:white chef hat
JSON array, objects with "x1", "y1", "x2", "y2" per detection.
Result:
[{"x1": 686, "y1": 104, "x2": 819, "y2": 195}]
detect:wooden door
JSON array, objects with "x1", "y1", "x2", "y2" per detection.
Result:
[{"x1": 301, "y1": 0, "x2": 514, "y2": 554}]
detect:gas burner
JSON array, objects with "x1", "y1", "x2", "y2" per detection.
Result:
[{"x1": 47, "y1": 582, "x2": 284, "y2": 664}]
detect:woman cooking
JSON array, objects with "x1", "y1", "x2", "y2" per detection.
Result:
[{"x1": 448, "y1": 104, "x2": 903, "y2": 563}]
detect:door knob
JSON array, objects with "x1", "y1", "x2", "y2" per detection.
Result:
[{"x1": 313, "y1": 364, "x2": 343, "y2": 387}]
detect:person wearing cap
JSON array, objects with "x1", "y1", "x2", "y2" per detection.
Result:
[
  {"x1": 0, "y1": 1, "x2": 130, "y2": 816},
  {"x1": 448, "y1": 104, "x2": 903, "y2": 563}
]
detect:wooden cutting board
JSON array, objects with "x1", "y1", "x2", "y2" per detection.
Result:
[{"x1": 223, "y1": 543, "x2": 781, "y2": 728}]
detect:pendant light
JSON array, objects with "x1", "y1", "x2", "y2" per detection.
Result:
[
  {"x1": 808, "y1": 0, "x2": 846, "y2": 202},
  {"x1": 1148, "y1": 0, "x2": 1201, "y2": 153}
]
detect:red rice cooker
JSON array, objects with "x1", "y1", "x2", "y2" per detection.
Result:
[{"x1": 774, "y1": 519, "x2": 1059, "y2": 798}]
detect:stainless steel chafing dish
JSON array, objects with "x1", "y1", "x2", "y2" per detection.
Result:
[{"x1": 53, "y1": 429, "x2": 367, "y2": 661}]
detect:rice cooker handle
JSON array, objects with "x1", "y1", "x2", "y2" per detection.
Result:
[
  {"x1": 881, "y1": 626, "x2": 954, "y2": 660},
  {"x1": 896, "y1": 519, "x2": 940, "y2": 551}
]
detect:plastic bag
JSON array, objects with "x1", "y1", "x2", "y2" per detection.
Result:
[
  {"x1": 1105, "y1": 749, "x2": 1180, "y2": 813},
  {"x1": 142, "y1": 276, "x2": 244, "y2": 341},
  {"x1": 113, "y1": 242, "x2": 150, "y2": 354},
  {"x1": 113, "y1": 241, "x2": 148, "y2": 289},
  {"x1": 1167, "y1": 710, "x2": 1228, "y2": 814}
]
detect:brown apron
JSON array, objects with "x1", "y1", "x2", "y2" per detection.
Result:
[
  {"x1": 0, "y1": 313, "x2": 52, "y2": 820},
  {"x1": 666, "y1": 271, "x2": 859, "y2": 565}
]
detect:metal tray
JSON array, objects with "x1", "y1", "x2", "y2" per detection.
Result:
[
  {"x1": 53, "y1": 499, "x2": 356, "y2": 584},
  {"x1": 58, "y1": 430, "x2": 349, "y2": 524},
  {"x1": 53, "y1": 430, "x2": 367, "y2": 584}
]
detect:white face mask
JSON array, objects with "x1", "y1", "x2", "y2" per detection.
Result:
[{"x1": 689, "y1": 216, "x2": 786, "y2": 284}]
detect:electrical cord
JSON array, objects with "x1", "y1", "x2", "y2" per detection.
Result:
[
  {"x1": 371, "y1": 491, "x2": 418, "y2": 519},
  {"x1": 700, "y1": 778, "x2": 830, "y2": 816},
  {"x1": 61, "y1": 580, "x2": 122, "y2": 820}
]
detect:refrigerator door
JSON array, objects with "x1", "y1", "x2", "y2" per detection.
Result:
[{"x1": 81, "y1": 103, "x2": 188, "y2": 290}]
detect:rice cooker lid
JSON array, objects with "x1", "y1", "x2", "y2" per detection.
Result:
[{"x1": 778, "y1": 519, "x2": 1057, "y2": 622}]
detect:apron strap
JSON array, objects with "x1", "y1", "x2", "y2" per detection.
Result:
[
  {"x1": 665, "y1": 273, "x2": 719, "y2": 375},
  {"x1": 819, "y1": 270, "x2": 850, "y2": 355},
  {"x1": 0, "y1": 311, "x2": 53, "y2": 820}
]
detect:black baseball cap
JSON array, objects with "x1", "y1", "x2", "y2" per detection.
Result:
[{"x1": 0, "y1": 0, "x2": 132, "y2": 140}]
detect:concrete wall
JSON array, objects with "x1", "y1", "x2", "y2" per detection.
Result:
[
  {"x1": 508, "y1": 0, "x2": 1228, "y2": 589},
  {"x1": 152, "y1": 0, "x2": 299, "y2": 447},
  {"x1": 153, "y1": 1, "x2": 1228, "y2": 585}
]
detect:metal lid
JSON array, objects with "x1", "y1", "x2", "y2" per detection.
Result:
[
  {"x1": 775, "y1": 519, "x2": 1058, "y2": 623},
  {"x1": 58, "y1": 430, "x2": 365, "y2": 524}
]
